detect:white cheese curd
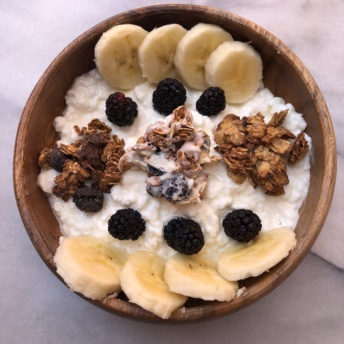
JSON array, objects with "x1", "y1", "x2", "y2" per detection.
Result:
[{"x1": 38, "y1": 69, "x2": 311, "y2": 261}]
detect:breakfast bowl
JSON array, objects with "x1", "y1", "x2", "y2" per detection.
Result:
[{"x1": 13, "y1": 4, "x2": 336, "y2": 321}]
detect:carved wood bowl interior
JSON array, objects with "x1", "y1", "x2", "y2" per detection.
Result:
[{"x1": 14, "y1": 4, "x2": 336, "y2": 322}]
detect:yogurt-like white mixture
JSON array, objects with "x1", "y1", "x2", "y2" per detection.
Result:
[{"x1": 38, "y1": 69, "x2": 311, "y2": 261}]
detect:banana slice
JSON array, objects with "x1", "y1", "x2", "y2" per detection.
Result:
[
  {"x1": 119, "y1": 251, "x2": 187, "y2": 319},
  {"x1": 205, "y1": 40, "x2": 263, "y2": 103},
  {"x1": 54, "y1": 235, "x2": 127, "y2": 300},
  {"x1": 218, "y1": 227, "x2": 296, "y2": 281},
  {"x1": 138, "y1": 24, "x2": 187, "y2": 83},
  {"x1": 174, "y1": 23, "x2": 233, "y2": 89},
  {"x1": 165, "y1": 254, "x2": 238, "y2": 301},
  {"x1": 94, "y1": 24, "x2": 148, "y2": 89}
]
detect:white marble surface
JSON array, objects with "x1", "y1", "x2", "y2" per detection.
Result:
[{"x1": 1, "y1": 0, "x2": 343, "y2": 343}]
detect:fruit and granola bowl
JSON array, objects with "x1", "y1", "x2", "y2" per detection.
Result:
[{"x1": 14, "y1": 5, "x2": 336, "y2": 321}]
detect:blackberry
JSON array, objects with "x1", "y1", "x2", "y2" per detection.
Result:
[
  {"x1": 163, "y1": 217, "x2": 204, "y2": 255},
  {"x1": 73, "y1": 186, "x2": 104, "y2": 212},
  {"x1": 222, "y1": 209, "x2": 262, "y2": 242},
  {"x1": 152, "y1": 78, "x2": 187, "y2": 115},
  {"x1": 108, "y1": 208, "x2": 146, "y2": 241},
  {"x1": 105, "y1": 92, "x2": 138, "y2": 126},
  {"x1": 50, "y1": 148, "x2": 70, "y2": 172},
  {"x1": 162, "y1": 173, "x2": 192, "y2": 202},
  {"x1": 196, "y1": 87, "x2": 226, "y2": 116}
]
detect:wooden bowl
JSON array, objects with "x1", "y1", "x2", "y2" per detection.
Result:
[{"x1": 14, "y1": 4, "x2": 336, "y2": 321}]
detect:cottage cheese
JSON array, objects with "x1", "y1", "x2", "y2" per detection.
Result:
[{"x1": 38, "y1": 69, "x2": 311, "y2": 261}]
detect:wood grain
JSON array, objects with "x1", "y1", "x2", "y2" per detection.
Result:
[{"x1": 13, "y1": 4, "x2": 337, "y2": 321}]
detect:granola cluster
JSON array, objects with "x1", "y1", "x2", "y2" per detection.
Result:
[
  {"x1": 38, "y1": 119, "x2": 125, "y2": 202},
  {"x1": 214, "y1": 110, "x2": 309, "y2": 195},
  {"x1": 39, "y1": 106, "x2": 309, "y2": 210},
  {"x1": 119, "y1": 106, "x2": 220, "y2": 204}
]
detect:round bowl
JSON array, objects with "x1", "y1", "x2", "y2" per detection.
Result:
[{"x1": 14, "y1": 4, "x2": 336, "y2": 321}]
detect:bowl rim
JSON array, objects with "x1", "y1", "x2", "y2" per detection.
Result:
[{"x1": 13, "y1": 4, "x2": 337, "y2": 322}]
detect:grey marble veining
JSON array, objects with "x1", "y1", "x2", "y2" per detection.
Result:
[{"x1": 1, "y1": 0, "x2": 343, "y2": 343}]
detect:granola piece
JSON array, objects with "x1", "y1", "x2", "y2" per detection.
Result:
[
  {"x1": 39, "y1": 118, "x2": 127, "y2": 205},
  {"x1": 267, "y1": 109, "x2": 289, "y2": 127},
  {"x1": 288, "y1": 132, "x2": 309, "y2": 164},
  {"x1": 176, "y1": 150, "x2": 202, "y2": 179},
  {"x1": 65, "y1": 132, "x2": 108, "y2": 170},
  {"x1": 195, "y1": 130, "x2": 211, "y2": 153},
  {"x1": 214, "y1": 109, "x2": 308, "y2": 196},
  {"x1": 101, "y1": 135, "x2": 125, "y2": 162},
  {"x1": 222, "y1": 147, "x2": 256, "y2": 185},
  {"x1": 169, "y1": 107, "x2": 195, "y2": 151},
  {"x1": 251, "y1": 145, "x2": 289, "y2": 195},
  {"x1": 268, "y1": 138, "x2": 293, "y2": 154},
  {"x1": 215, "y1": 143, "x2": 234, "y2": 154},
  {"x1": 146, "y1": 121, "x2": 171, "y2": 137},
  {"x1": 262, "y1": 126, "x2": 295, "y2": 145},
  {"x1": 123, "y1": 106, "x2": 215, "y2": 204},
  {"x1": 118, "y1": 154, "x2": 133, "y2": 173},
  {"x1": 53, "y1": 161, "x2": 90, "y2": 201},
  {"x1": 76, "y1": 141, "x2": 104, "y2": 169},
  {"x1": 97, "y1": 163, "x2": 123, "y2": 193},
  {"x1": 126, "y1": 107, "x2": 196, "y2": 165},
  {"x1": 74, "y1": 118, "x2": 112, "y2": 139},
  {"x1": 226, "y1": 167, "x2": 247, "y2": 184},
  {"x1": 223, "y1": 147, "x2": 255, "y2": 174},
  {"x1": 60, "y1": 141, "x2": 82, "y2": 158},
  {"x1": 87, "y1": 131, "x2": 109, "y2": 146},
  {"x1": 244, "y1": 112, "x2": 266, "y2": 142},
  {"x1": 146, "y1": 176, "x2": 163, "y2": 186},
  {"x1": 214, "y1": 114, "x2": 246, "y2": 146},
  {"x1": 144, "y1": 121, "x2": 172, "y2": 153},
  {"x1": 169, "y1": 105, "x2": 193, "y2": 126},
  {"x1": 97, "y1": 135, "x2": 126, "y2": 192},
  {"x1": 200, "y1": 153, "x2": 221, "y2": 166},
  {"x1": 176, "y1": 172, "x2": 209, "y2": 204},
  {"x1": 38, "y1": 148, "x2": 52, "y2": 169},
  {"x1": 119, "y1": 142, "x2": 157, "y2": 173},
  {"x1": 172, "y1": 126, "x2": 194, "y2": 142}
]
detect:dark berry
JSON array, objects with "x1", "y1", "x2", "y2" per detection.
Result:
[
  {"x1": 196, "y1": 87, "x2": 226, "y2": 116},
  {"x1": 108, "y1": 208, "x2": 146, "y2": 241},
  {"x1": 162, "y1": 173, "x2": 192, "y2": 202},
  {"x1": 163, "y1": 217, "x2": 204, "y2": 255},
  {"x1": 50, "y1": 148, "x2": 70, "y2": 172},
  {"x1": 73, "y1": 186, "x2": 104, "y2": 212},
  {"x1": 105, "y1": 92, "x2": 138, "y2": 126},
  {"x1": 222, "y1": 209, "x2": 262, "y2": 242},
  {"x1": 152, "y1": 78, "x2": 187, "y2": 115},
  {"x1": 147, "y1": 164, "x2": 165, "y2": 176}
]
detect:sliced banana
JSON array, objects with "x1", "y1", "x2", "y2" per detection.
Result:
[
  {"x1": 119, "y1": 251, "x2": 187, "y2": 319},
  {"x1": 174, "y1": 23, "x2": 233, "y2": 89},
  {"x1": 218, "y1": 227, "x2": 296, "y2": 281},
  {"x1": 165, "y1": 254, "x2": 238, "y2": 301},
  {"x1": 205, "y1": 40, "x2": 263, "y2": 103},
  {"x1": 54, "y1": 235, "x2": 127, "y2": 300},
  {"x1": 138, "y1": 24, "x2": 187, "y2": 84},
  {"x1": 94, "y1": 24, "x2": 148, "y2": 89}
]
